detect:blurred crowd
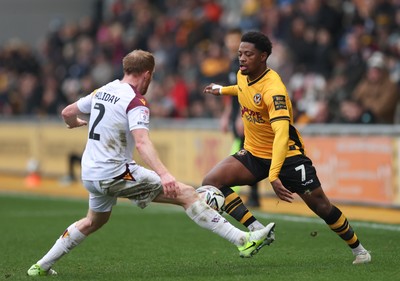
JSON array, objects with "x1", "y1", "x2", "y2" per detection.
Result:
[{"x1": 0, "y1": 0, "x2": 399, "y2": 124}]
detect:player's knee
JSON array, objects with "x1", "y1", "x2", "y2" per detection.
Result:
[
  {"x1": 202, "y1": 173, "x2": 220, "y2": 187},
  {"x1": 82, "y1": 215, "x2": 109, "y2": 234},
  {"x1": 313, "y1": 201, "x2": 332, "y2": 218}
]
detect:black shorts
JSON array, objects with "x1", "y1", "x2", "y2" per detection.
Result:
[{"x1": 233, "y1": 149, "x2": 321, "y2": 194}]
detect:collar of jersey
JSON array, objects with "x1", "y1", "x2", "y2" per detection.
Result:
[{"x1": 247, "y1": 68, "x2": 270, "y2": 86}]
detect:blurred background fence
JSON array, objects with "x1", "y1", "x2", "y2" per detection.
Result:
[{"x1": 1, "y1": 119, "x2": 399, "y2": 208}]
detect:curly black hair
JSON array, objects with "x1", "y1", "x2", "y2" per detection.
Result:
[{"x1": 241, "y1": 31, "x2": 272, "y2": 56}]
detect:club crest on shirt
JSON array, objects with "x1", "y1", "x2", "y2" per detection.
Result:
[
  {"x1": 253, "y1": 93, "x2": 262, "y2": 105},
  {"x1": 237, "y1": 149, "x2": 247, "y2": 156},
  {"x1": 272, "y1": 95, "x2": 287, "y2": 110}
]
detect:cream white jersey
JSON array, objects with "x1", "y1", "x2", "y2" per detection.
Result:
[{"x1": 77, "y1": 79, "x2": 150, "y2": 180}]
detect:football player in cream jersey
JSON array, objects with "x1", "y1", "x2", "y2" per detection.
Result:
[{"x1": 27, "y1": 49, "x2": 275, "y2": 276}]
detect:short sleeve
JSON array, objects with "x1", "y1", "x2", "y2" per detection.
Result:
[
  {"x1": 128, "y1": 106, "x2": 150, "y2": 131},
  {"x1": 77, "y1": 93, "x2": 94, "y2": 114}
]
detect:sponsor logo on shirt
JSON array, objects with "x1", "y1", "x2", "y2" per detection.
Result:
[
  {"x1": 138, "y1": 108, "x2": 150, "y2": 125},
  {"x1": 272, "y1": 95, "x2": 287, "y2": 110},
  {"x1": 241, "y1": 106, "x2": 265, "y2": 124}
]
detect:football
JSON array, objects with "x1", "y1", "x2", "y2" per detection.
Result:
[{"x1": 196, "y1": 185, "x2": 225, "y2": 214}]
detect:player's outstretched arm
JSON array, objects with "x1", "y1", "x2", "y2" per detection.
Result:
[
  {"x1": 61, "y1": 102, "x2": 88, "y2": 129},
  {"x1": 203, "y1": 83, "x2": 222, "y2": 96}
]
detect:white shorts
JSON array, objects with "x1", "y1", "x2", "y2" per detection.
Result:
[{"x1": 83, "y1": 163, "x2": 163, "y2": 212}]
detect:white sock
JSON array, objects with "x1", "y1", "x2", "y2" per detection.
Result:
[
  {"x1": 352, "y1": 244, "x2": 367, "y2": 255},
  {"x1": 38, "y1": 223, "x2": 86, "y2": 270},
  {"x1": 186, "y1": 200, "x2": 247, "y2": 246},
  {"x1": 248, "y1": 221, "x2": 264, "y2": 231}
]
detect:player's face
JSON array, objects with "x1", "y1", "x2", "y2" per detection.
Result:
[{"x1": 238, "y1": 42, "x2": 267, "y2": 80}]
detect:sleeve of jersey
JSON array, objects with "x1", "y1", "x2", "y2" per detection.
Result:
[
  {"x1": 220, "y1": 85, "x2": 238, "y2": 96},
  {"x1": 266, "y1": 92, "x2": 291, "y2": 182},
  {"x1": 127, "y1": 106, "x2": 150, "y2": 131},
  {"x1": 76, "y1": 91, "x2": 96, "y2": 114}
]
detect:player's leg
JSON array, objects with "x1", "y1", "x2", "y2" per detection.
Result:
[
  {"x1": 237, "y1": 136, "x2": 261, "y2": 207},
  {"x1": 153, "y1": 183, "x2": 275, "y2": 258},
  {"x1": 229, "y1": 137, "x2": 243, "y2": 193},
  {"x1": 27, "y1": 210, "x2": 112, "y2": 276},
  {"x1": 202, "y1": 154, "x2": 264, "y2": 231},
  {"x1": 300, "y1": 189, "x2": 371, "y2": 264},
  {"x1": 280, "y1": 155, "x2": 371, "y2": 264},
  {"x1": 27, "y1": 181, "x2": 115, "y2": 276},
  {"x1": 111, "y1": 163, "x2": 275, "y2": 257}
]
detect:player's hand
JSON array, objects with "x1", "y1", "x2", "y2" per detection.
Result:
[
  {"x1": 270, "y1": 178, "x2": 294, "y2": 203},
  {"x1": 203, "y1": 83, "x2": 222, "y2": 96},
  {"x1": 160, "y1": 173, "x2": 180, "y2": 198},
  {"x1": 66, "y1": 118, "x2": 87, "y2": 129}
]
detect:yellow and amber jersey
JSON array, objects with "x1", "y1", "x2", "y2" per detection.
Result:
[{"x1": 221, "y1": 68, "x2": 306, "y2": 160}]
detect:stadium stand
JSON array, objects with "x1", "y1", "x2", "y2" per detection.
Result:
[{"x1": 0, "y1": 0, "x2": 398, "y2": 122}]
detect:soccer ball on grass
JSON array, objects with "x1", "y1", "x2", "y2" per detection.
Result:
[{"x1": 196, "y1": 185, "x2": 225, "y2": 214}]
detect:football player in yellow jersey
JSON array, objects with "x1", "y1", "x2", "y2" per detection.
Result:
[{"x1": 203, "y1": 31, "x2": 371, "y2": 264}]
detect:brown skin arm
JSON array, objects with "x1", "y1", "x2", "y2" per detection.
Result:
[{"x1": 270, "y1": 178, "x2": 294, "y2": 203}]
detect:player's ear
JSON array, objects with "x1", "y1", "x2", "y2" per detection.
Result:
[
  {"x1": 144, "y1": 70, "x2": 153, "y2": 80},
  {"x1": 260, "y1": 51, "x2": 268, "y2": 63}
]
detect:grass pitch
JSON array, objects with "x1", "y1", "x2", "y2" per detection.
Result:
[{"x1": 1, "y1": 193, "x2": 399, "y2": 281}]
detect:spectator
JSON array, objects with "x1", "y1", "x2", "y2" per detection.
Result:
[
  {"x1": 0, "y1": 0, "x2": 398, "y2": 123},
  {"x1": 336, "y1": 98, "x2": 375, "y2": 124},
  {"x1": 311, "y1": 27, "x2": 335, "y2": 78},
  {"x1": 37, "y1": 75, "x2": 65, "y2": 116},
  {"x1": 165, "y1": 74, "x2": 189, "y2": 118},
  {"x1": 326, "y1": 31, "x2": 367, "y2": 120},
  {"x1": 199, "y1": 41, "x2": 230, "y2": 84},
  {"x1": 350, "y1": 51, "x2": 399, "y2": 124},
  {"x1": 287, "y1": 16, "x2": 315, "y2": 72},
  {"x1": 147, "y1": 81, "x2": 175, "y2": 118}
]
